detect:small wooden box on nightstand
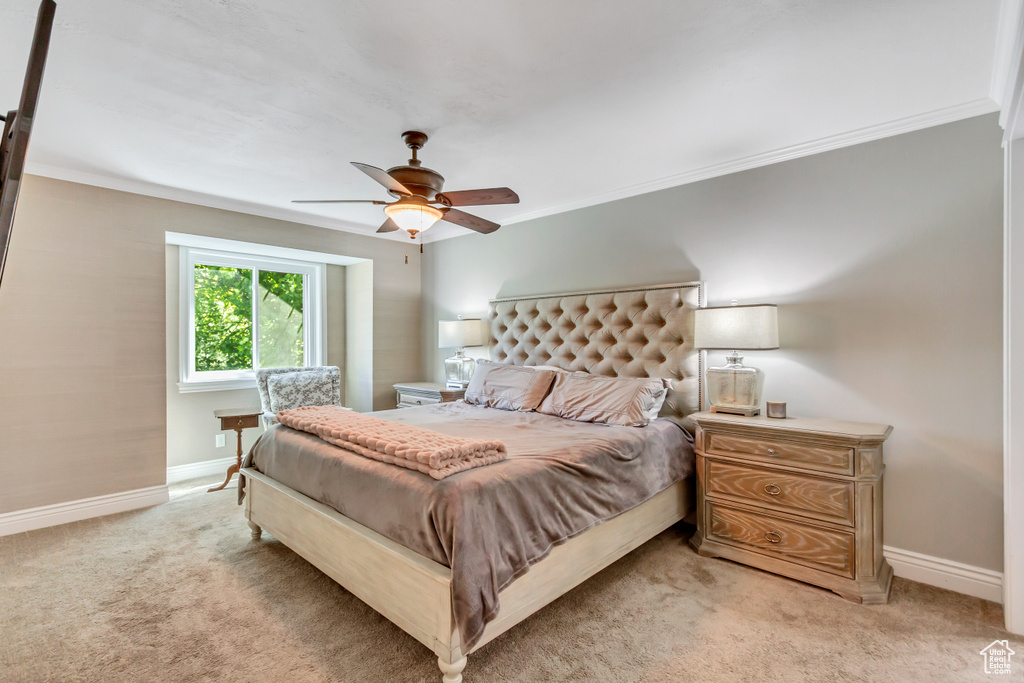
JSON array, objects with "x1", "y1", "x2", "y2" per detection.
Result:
[
  {"x1": 689, "y1": 411, "x2": 894, "y2": 604},
  {"x1": 393, "y1": 382, "x2": 465, "y2": 409}
]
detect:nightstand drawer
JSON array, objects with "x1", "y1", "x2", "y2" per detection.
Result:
[
  {"x1": 397, "y1": 392, "x2": 441, "y2": 407},
  {"x1": 707, "y1": 503, "x2": 855, "y2": 578},
  {"x1": 706, "y1": 433, "x2": 854, "y2": 475},
  {"x1": 219, "y1": 414, "x2": 260, "y2": 431},
  {"x1": 706, "y1": 460, "x2": 855, "y2": 526}
]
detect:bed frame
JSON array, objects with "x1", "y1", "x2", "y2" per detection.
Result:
[{"x1": 241, "y1": 281, "x2": 704, "y2": 682}]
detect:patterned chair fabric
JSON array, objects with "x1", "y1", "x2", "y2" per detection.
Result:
[{"x1": 255, "y1": 366, "x2": 343, "y2": 425}]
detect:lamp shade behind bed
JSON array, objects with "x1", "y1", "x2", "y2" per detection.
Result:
[
  {"x1": 694, "y1": 304, "x2": 779, "y2": 417},
  {"x1": 439, "y1": 318, "x2": 486, "y2": 389}
]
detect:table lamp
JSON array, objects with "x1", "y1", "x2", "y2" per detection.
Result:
[
  {"x1": 438, "y1": 318, "x2": 486, "y2": 389},
  {"x1": 693, "y1": 303, "x2": 779, "y2": 416}
]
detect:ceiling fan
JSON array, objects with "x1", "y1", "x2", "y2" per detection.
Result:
[{"x1": 293, "y1": 131, "x2": 519, "y2": 239}]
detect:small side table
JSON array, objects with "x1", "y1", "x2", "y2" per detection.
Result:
[
  {"x1": 209, "y1": 408, "x2": 263, "y2": 493},
  {"x1": 393, "y1": 382, "x2": 465, "y2": 408}
]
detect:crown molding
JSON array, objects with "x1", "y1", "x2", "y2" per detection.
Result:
[
  {"x1": 28, "y1": 98, "x2": 1000, "y2": 241},
  {"x1": 999, "y1": 0, "x2": 1024, "y2": 141},
  {"x1": 24, "y1": 162, "x2": 391, "y2": 237},
  {"x1": 502, "y1": 98, "x2": 1000, "y2": 226},
  {"x1": 993, "y1": 0, "x2": 1023, "y2": 107}
]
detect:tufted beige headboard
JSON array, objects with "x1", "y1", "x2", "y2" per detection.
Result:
[{"x1": 487, "y1": 282, "x2": 705, "y2": 424}]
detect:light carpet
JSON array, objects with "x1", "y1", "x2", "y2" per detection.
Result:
[{"x1": 1, "y1": 476, "x2": 1020, "y2": 682}]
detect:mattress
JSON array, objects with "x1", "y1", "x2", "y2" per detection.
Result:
[{"x1": 244, "y1": 400, "x2": 695, "y2": 649}]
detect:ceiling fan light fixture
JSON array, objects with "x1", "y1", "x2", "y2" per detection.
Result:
[
  {"x1": 294, "y1": 131, "x2": 516, "y2": 237},
  {"x1": 384, "y1": 202, "x2": 443, "y2": 235}
]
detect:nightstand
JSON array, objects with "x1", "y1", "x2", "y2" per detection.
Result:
[
  {"x1": 210, "y1": 408, "x2": 263, "y2": 493},
  {"x1": 393, "y1": 382, "x2": 465, "y2": 408},
  {"x1": 689, "y1": 411, "x2": 894, "y2": 604}
]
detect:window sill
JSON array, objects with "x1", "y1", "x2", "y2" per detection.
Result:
[{"x1": 177, "y1": 378, "x2": 258, "y2": 394}]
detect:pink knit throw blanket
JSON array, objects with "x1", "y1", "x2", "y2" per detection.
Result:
[{"x1": 276, "y1": 405, "x2": 507, "y2": 480}]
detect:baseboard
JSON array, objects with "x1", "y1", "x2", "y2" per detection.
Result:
[
  {"x1": 0, "y1": 485, "x2": 169, "y2": 537},
  {"x1": 166, "y1": 456, "x2": 235, "y2": 484},
  {"x1": 884, "y1": 545, "x2": 1003, "y2": 603}
]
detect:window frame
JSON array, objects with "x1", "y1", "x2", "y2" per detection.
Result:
[{"x1": 178, "y1": 246, "x2": 325, "y2": 393}]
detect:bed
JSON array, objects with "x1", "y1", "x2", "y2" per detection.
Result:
[{"x1": 240, "y1": 281, "x2": 704, "y2": 682}]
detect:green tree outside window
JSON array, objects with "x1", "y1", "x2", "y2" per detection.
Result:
[{"x1": 194, "y1": 265, "x2": 304, "y2": 372}]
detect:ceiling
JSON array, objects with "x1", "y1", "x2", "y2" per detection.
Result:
[{"x1": 0, "y1": 0, "x2": 1017, "y2": 242}]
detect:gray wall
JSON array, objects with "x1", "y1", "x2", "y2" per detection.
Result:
[
  {"x1": 0, "y1": 175, "x2": 420, "y2": 514},
  {"x1": 421, "y1": 114, "x2": 1004, "y2": 571}
]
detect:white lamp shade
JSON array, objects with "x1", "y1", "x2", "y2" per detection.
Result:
[
  {"x1": 438, "y1": 319, "x2": 486, "y2": 349},
  {"x1": 384, "y1": 202, "x2": 443, "y2": 233},
  {"x1": 693, "y1": 305, "x2": 779, "y2": 350}
]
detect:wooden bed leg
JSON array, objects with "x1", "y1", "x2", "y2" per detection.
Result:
[
  {"x1": 438, "y1": 656, "x2": 467, "y2": 683},
  {"x1": 247, "y1": 521, "x2": 262, "y2": 541}
]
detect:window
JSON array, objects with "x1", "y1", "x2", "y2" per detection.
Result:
[{"x1": 179, "y1": 247, "x2": 324, "y2": 392}]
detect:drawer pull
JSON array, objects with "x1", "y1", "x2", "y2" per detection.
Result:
[
  {"x1": 764, "y1": 483, "x2": 782, "y2": 496},
  {"x1": 237, "y1": 419, "x2": 244, "y2": 426},
  {"x1": 764, "y1": 530, "x2": 783, "y2": 544},
  {"x1": 767, "y1": 448, "x2": 778, "y2": 456}
]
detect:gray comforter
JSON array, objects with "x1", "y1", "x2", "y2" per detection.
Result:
[{"x1": 242, "y1": 401, "x2": 694, "y2": 649}]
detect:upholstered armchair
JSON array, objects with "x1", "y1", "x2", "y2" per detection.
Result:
[{"x1": 255, "y1": 366, "x2": 343, "y2": 426}]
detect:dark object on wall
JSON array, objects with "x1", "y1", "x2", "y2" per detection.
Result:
[{"x1": 0, "y1": 0, "x2": 56, "y2": 292}]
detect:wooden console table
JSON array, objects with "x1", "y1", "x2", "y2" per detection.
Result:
[{"x1": 209, "y1": 408, "x2": 263, "y2": 493}]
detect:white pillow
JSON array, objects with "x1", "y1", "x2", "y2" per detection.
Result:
[
  {"x1": 538, "y1": 372, "x2": 669, "y2": 427},
  {"x1": 464, "y1": 360, "x2": 557, "y2": 411},
  {"x1": 268, "y1": 371, "x2": 336, "y2": 413}
]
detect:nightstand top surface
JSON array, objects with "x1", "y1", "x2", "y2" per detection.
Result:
[
  {"x1": 213, "y1": 407, "x2": 263, "y2": 419},
  {"x1": 690, "y1": 411, "x2": 892, "y2": 439},
  {"x1": 393, "y1": 382, "x2": 449, "y2": 391}
]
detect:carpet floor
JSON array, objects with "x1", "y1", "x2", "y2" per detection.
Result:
[{"x1": 1, "y1": 475, "x2": 1021, "y2": 683}]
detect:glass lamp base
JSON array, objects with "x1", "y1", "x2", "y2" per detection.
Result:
[
  {"x1": 706, "y1": 357, "x2": 765, "y2": 416},
  {"x1": 444, "y1": 349, "x2": 475, "y2": 388}
]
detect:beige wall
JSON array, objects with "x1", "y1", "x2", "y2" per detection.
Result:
[
  {"x1": 326, "y1": 263, "x2": 347, "y2": 404},
  {"x1": 0, "y1": 175, "x2": 420, "y2": 514},
  {"x1": 345, "y1": 261, "x2": 375, "y2": 413},
  {"x1": 421, "y1": 114, "x2": 1005, "y2": 572}
]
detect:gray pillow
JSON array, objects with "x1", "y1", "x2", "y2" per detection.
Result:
[
  {"x1": 464, "y1": 360, "x2": 556, "y2": 411},
  {"x1": 267, "y1": 371, "x2": 336, "y2": 413},
  {"x1": 538, "y1": 372, "x2": 669, "y2": 427}
]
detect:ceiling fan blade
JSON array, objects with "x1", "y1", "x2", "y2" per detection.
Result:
[
  {"x1": 351, "y1": 162, "x2": 412, "y2": 196},
  {"x1": 376, "y1": 217, "x2": 401, "y2": 233},
  {"x1": 438, "y1": 187, "x2": 519, "y2": 206},
  {"x1": 442, "y1": 208, "x2": 500, "y2": 234},
  {"x1": 291, "y1": 199, "x2": 387, "y2": 204}
]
